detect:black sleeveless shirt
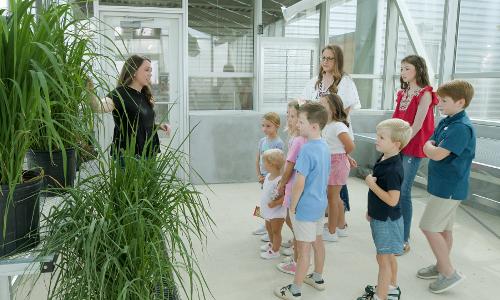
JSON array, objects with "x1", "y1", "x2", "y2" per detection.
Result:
[{"x1": 107, "y1": 86, "x2": 160, "y2": 157}]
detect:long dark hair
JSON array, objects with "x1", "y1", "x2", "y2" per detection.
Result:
[
  {"x1": 322, "y1": 94, "x2": 349, "y2": 127},
  {"x1": 400, "y1": 55, "x2": 430, "y2": 90},
  {"x1": 315, "y1": 44, "x2": 345, "y2": 95},
  {"x1": 117, "y1": 55, "x2": 154, "y2": 106}
]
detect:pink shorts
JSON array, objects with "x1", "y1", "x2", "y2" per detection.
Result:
[{"x1": 328, "y1": 153, "x2": 350, "y2": 186}]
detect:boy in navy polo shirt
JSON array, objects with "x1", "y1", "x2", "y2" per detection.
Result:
[
  {"x1": 275, "y1": 102, "x2": 330, "y2": 300},
  {"x1": 418, "y1": 80, "x2": 475, "y2": 294},
  {"x1": 359, "y1": 118, "x2": 412, "y2": 300}
]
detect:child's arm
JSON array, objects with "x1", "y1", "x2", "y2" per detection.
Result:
[
  {"x1": 410, "y1": 91, "x2": 432, "y2": 139},
  {"x1": 423, "y1": 140, "x2": 451, "y2": 161},
  {"x1": 290, "y1": 173, "x2": 305, "y2": 214},
  {"x1": 268, "y1": 195, "x2": 285, "y2": 208},
  {"x1": 277, "y1": 161, "x2": 295, "y2": 196},
  {"x1": 256, "y1": 151, "x2": 264, "y2": 183},
  {"x1": 338, "y1": 132, "x2": 355, "y2": 154},
  {"x1": 365, "y1": 174, "x2": 400, "y2": 207}
]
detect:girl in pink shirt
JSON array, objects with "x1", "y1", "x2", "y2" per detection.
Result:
[{"x1": 276, "y1": 100, "x2": 307, "y2": 276}]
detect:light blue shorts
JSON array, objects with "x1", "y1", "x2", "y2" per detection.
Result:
[{"x1": 370, "y1": 217, "x2": 404, "y2": 254}]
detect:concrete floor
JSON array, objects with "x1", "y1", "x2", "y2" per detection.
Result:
[{"x1": 11, "y1": 178, "x2": 500, "y2": 300}]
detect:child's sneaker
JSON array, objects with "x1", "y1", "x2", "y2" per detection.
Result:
[
  {"x1": 280, "y1": 247, "x2": 293, "y2": 256},
  {"x1": 252, "y1": 225, "x2": 267, "y2": 235},
  {"x1": 281, "y1": 256, "x2": 294, "y2": 263},
  {"x1": 429, "y1": 270, "x2": 465, "y2": 294},
  {"x1": 260, "y1": 249, "x2": 280, "y2": 259},
  {"x1": 417, "y1": 264, "x2": 439, "y2": 279},
  {"x1": 322, "y1": 228, "x2": 338, "y2": 242},
  {"x1": 281, "y1": 239, "x2": 293, "y2": 248},
  {"x1": 260, "y1": 242, "x2": 272, "y2": 252},
  {"x1": 364, "y1": 284, "x2": 401, "y2": 299},
  {"x1": 356, "y1": 291, "x2": 376, "y2": 300},
  {"x1": 303, "y1": 273, "x2": 325, "y2": 291},
  {"x1": 274, "y1": 284, "x2": 301, "y2": 299},
  {"x1": 261, "y1": 233, "x2": 270, "y2": 242},
  {"x1": 276, "y1": 260, "x2": 296, "y2": 275},
  {"x1": 336, "y1": 224, "x2": 348, "y2": 237}
]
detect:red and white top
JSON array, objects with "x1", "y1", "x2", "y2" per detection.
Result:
[{"x1": 392, "y1": 85, "x2": 438, "y2": 158}]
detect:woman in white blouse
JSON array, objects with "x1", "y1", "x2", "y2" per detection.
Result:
[{"x1": 300, "y1": 44, "x2": 360, "y2": 240}]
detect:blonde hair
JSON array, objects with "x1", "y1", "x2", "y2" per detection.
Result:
[
  {"x1": 263, "y1": 149, "x2": 285, "y2": 170},
  {"x1": 376, "y1": 118, "x2": 412, "y2": 150},
  {"x1": 263, "y1": 112, "x2": 281, "y2": 128},
  {"x1": 437, "y1": 79, "x2": 474, "y2": 108}
]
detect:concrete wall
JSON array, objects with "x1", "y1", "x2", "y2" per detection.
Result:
[{"x1": 189, "y1": 110, "x2": 393, "y2": 184}]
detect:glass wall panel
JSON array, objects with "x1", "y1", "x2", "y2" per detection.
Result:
[
  {"x1": 100, "y1": 0, "x2": 182, "y2": 8},
  {"x1": 261, "y1": 1, "x2": 319, "y2": 109},
  {"x1": 329, "y1": 0, "x2": 386, "y2": 109},
  {"x1": 456, "y1": 0, "x2": 500, "y2": 73},
  {"x1": 396, "y1": 0, "x2": 445, "y2": 75},
  {"x1": 453, "y1": 78, "x2": 500, "y2": 121},
  {"x1": 188, "y1": 0, "x2": 254, "y2": 110}
]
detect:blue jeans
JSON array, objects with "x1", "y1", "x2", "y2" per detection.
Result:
[
  {"x1": 400, "y1": 154, "x2": 422, "y2": 243},
  {"x1": 340, "y1": 185, "x2": 350, "y2": 211}
]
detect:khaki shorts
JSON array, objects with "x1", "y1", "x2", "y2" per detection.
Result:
[
  {"x1": 290, "y1": 212, "x2": 323, "y2": 242},
  {"x1": 419, "y1": 194, "x2": 461, "y2": 232}
]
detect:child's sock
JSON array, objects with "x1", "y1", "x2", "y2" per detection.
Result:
[
  {"x1": 373, "y1": 294, "x2": 381, "y2": 300},
  {"x1": 311, "y1": 272, "x2": 323, "y2": 282},
  {"x1": 289, "y1": 283, "x2": 301, "y2": 295},
  {"x1": 388, "y1": 284, "x2": 398, "y2": 291}
]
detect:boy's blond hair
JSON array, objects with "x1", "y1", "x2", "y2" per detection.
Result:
[
  {"x1": 376, "y1": 118, "x2": 412, "y2": 150},
  {"x1": 262, "y1": 149, "x2": 285, "y2": 170},
  {"x1": 436, "y1": 79, "x2": 474, "y2": 108},
  {"x1": 263, "y1": 112, "x2": 281, "y2": 127}
]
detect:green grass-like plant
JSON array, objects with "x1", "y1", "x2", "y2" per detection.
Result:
[{"x1": 39, "y1": 136, "x2": 214, "y2": 299}]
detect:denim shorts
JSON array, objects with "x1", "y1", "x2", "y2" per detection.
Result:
[{"x1": 370, "y1": 217, "x2": 404, "y2": 254}]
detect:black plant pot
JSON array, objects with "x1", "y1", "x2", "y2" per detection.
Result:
[
  {"x1": 26, "y1": 148, "x2": 77, "y2": 195},
  {"x1": 0, "y1": 169, "x2": 43, "y2": 257}
]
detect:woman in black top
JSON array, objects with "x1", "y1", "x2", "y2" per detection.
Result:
[{"x1": 90, "y1": 55, "x2": 170, "y2": 157}]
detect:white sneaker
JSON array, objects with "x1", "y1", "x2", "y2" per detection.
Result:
[
  {"x1": 261, "y1": 233, "x2": 270, "y2": 242},
  {"x1": 282, "y1": 256, "x2": 294, "y2": 263},
  {"x1": 260, "y1": 242, "x2": 272, "y2": 252},
  {"x1": 281, "y1": 239, "x2": 293, "y2": 248},
  {"x1": 276, "y1": 260, "x2": 297, "y2": 275},
  {"x1": 336, "y1": 225, "x2": 348, "y2": 237},
  {"x1": 260, "y1": 249, "x2": 280, "y2": 259},
  {"x1": 322, "y1": 228, "x2": 339, "y2": 242},
  {"x1": 252, "y1": 225, "x2": 267, "y2": 235},
  {"x1": 280, "y1": 247, "x2": 293, "y2": 256}
]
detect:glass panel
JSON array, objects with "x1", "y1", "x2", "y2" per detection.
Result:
[
  {"x1": 188, "y1": 0, "x2": 254, "y2": 110},
  {"x1": 263, "y1": 0, "x2": 319, "y2": 38},
  {"x1": 396, "y1": 0, "x2": 445, "y2": 73},
  {"x1": 453, "y1": 78, "x2": 500, "y2": 121},
  {"x1": 455, "y1": 0, "x2": 500, "y2": 73},
  {"x1": 0, "y1": 0, "x2": 8, "y2": 10},
  {"x1": 329, "y1": 0, "x2": 386, "y2": 76},
  {"x1": 353, "y1": 78, "x2": 383, "y2": 109},
  {"x1": 100, "y1": 0, "x2": 181, "y2": 8},
  {"x1": 263, "y1": 47, "x2": 316, "y2": 104}
]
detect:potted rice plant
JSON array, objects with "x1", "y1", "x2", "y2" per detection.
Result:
[
  {"x1": 39, "y1": 136, "x2": 214, "y2": 299},
  {"x1": 0, "y1": 0, "x2": 63, "y2": 256},
  {"x1": 26, "y1": 1, "x2": 98, "y2": 193}
]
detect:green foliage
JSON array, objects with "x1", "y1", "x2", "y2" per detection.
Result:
[{"x1": 39, "y1": 140, "x2": 214, "y2": 300}]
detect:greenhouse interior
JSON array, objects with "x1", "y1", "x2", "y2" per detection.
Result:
[{"x1": 0, "y1": 0, "x2": 499, "y2": 299}]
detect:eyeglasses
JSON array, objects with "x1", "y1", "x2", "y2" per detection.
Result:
[{"x1": 321, "y1": 56, "x2": 335, "y2": 62}]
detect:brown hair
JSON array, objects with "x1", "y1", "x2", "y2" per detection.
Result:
[
  {"x1": 263, "y1": 112, "x2": 281, "y2": 127},
  {"x1": 117, "y1": 55, "x2": 154, "y2": 106},
  {"x1": 376, "y1": 118, "x2": 412, "y2": 150},
  {"x1": 400, "y1": 55, "x2": 430, "y2": 90},
  {"x1": 315, "y1": 44, "x2": 345, "y2": 95},
  {"x1": 299, "y1": 102, "x2": 328, "y2": 130},
  {"x1": 321, "y1": 94, "x2": 349, "y2": 127},
  {"x1": 436, "y1": 80, "x2": 474, "y2": 108}
]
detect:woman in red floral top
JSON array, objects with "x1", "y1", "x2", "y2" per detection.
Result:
[{"x1": 392, "y1": 55, "x2": 438, "y2": 254}]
